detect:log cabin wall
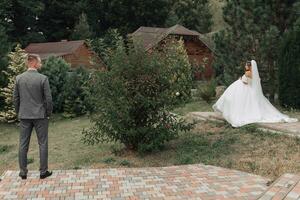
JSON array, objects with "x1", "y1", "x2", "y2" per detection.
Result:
[
  {"x1": 184, "y1": 38, "x2": 214, "y2": 80},
  {"x1": 63, "y1": 44, "x2": 105, "y2": 69}
]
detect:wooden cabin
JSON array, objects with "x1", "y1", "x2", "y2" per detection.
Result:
[
  {"x1": 25, "y1": 40, "x2": 106, "y2": 70},
  {"x1": 129, "y1": 24, "x2": 214, "y2": 80}
]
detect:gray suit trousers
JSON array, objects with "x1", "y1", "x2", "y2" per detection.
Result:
[{"x1": 19, "y1": 118, "x2": 48, "y2": 176}]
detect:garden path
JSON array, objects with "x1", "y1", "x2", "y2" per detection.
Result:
[
  {"x1": 187, "y1": 112, "x2": 300, "y2": 138},
  {"x1": 0, "y1": 164, "x2": 269, "y2": 200}
]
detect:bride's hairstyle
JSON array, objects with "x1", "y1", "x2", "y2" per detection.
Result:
[
  {"x1": 245, "y1": 61, "x2": 252, "y2": 71},
  {"x1": 246, "y1": 61, "x2": 251, "y2": 67}
]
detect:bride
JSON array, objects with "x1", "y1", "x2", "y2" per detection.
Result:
[{"x1": 213, "y1": 60, "x2": 298, "y2": 127}]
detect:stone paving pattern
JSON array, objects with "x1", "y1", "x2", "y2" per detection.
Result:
[
  {"x1": 0, "y1": 164, "x2": 269, "y2": 200},
  {"x1": 257, "y1": 173, "x2": 300, "y2": 200},
  {"x1": 187, "y1": 112, "x2": 300, "y2": 138}
]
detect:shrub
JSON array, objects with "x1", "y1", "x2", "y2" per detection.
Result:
[
  {"x1": 62, "y1": 67, "x2": 90, "y2": 118},
  {"x1": 196, "y1": 79, "x2": 217, "y2": 103},
  {"x1": 40, "y1": 56, "x2": 70, "y2": 112},
  {"x1": 87, "y1": 29, "x2": 122, "y2": 65},
  {"x1": 82, "y1": 38, "x2": 193, "y2": 152},
  {"x1": 278, "y1": 19, "x2": 300, "y2": 109}
]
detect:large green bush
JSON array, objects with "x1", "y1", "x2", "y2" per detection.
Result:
[
  {"x1": 40, "y1": 57, "x2": 92, "y2": 116},
  {"x1": 82, "y1": 39, "x2": 193, "y2": 152},
  {"x1": 40, "y1": 56, "x2": 70, "y2": 112},
  {"x1": 278, "y1": 19, "x2": 300, "y2": 109},
  {"x1": 63, "y1": 67, "x2": 91, "y2": 118}
]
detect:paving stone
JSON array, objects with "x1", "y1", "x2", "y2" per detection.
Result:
[
  {"x1": 257, "y1": 174, "x2": 300, "y2": 200},
  {"x1": 0, "y1": 164, "x2": 269, "y2": 199}
]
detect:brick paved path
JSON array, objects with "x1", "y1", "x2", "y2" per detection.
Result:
[
  {"x1": 0, "y1": 164, "x2": 269, "y2": 200},
  {"x1": 187, "y1": 112, "x2": 300, "y2": 137}
]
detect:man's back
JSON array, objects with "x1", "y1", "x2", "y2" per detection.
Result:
[
  {"x1": 14, "y1": 54, "x2": 53, "y2": 180},
  {"x1": 14, "y1": 70, "x2": 53, "y2": 119}
]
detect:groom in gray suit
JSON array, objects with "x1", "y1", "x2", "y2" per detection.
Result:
[{"x1": 13, "y1": 54, "x2": 53, "y2": 180}]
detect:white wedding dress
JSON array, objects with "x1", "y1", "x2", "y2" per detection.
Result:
[{"x1": 213, "y1": 60, "x2": 298, "y2": 127}]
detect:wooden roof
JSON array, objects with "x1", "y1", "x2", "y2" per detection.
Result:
[
  {"x1": 25, "y1": 40, "x2": 87, "y2": 60},
  {"x1": 129, "y1": 24, "x2": 214, "y2": 51}
]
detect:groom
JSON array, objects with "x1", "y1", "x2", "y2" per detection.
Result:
[{"x1": 13, "y1": 54, "x2": 53, "y2": 180}]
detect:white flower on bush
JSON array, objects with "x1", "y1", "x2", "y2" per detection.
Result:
[{"x1": 175, "y1": 92, "x2": 180, "y2": 96}]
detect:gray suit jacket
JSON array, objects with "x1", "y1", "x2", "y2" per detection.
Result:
[{"x1": 13, "y1": 70, "x2": 53, "y2": 119}]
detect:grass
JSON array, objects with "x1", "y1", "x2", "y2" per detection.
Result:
[
  {"x1": 179, "y1": 122, "x2": 300, "y2": 180},
  {"x1": 173, "y1": 99, "x2": 214, "y2": 116},
  {"x1": 0, "y1": 100, "x2": 299, "y2": 181}
]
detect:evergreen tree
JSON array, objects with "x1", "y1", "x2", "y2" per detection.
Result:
[
  {"x1": 278, "y1": 19, "x2": 300, "y2": 109},
  {"x1": 166, "y1": 0, "x2": 213, "y2": 33},
  {"x1": 40, "y1": 56, "x2": 70, "y2": 112},
  {"x1": 62, "y1": 67, "x2": 90, "y2": 118},
  {"x1": 0, "y1": 25, "x2": 11, "y2": 110},
  {"x1": 0, "y1": 0, "x2": 45, "y2": 45},
  {"x1": 84, "y1": 0, "x2": 172, "y2": 35},
  {"x1": 38, "y1": 0, "x2": 83, "y2": 41},
  {"x1": 213, "y1": 0, "x2": 299, "y2": 101},
  {"x1": 0, "y1": 44, "x2": 27, "y2": 123},
  {"x1": 87, "y1": 29, "x2": 122, "y2": 65},
  {"x1": 70, "y1": 13, "x2": 93, "y2": 40}
]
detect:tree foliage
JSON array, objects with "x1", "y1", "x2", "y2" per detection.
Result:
[
  {"x1": 213, "y1": 0, "x2": 299, "y2": 101},
  {"x1": 0, "y1": 25, "x2": 11, "y2": 109},
  {"x1": 38, "y1": 0, "x2": 83, "y2": 42},
  {"x1": 63, "y1": 67, "x2": 91, "y2": 118},
  {"x1": 40, "y1": 56, "x2": 70, "y2": 113},
  {"x1": 83, "y1": 0, "x2": 172, "y2": 35},
  {"x1": 70, "y1": 13, "x2": 93, "y2": 40},
  {"x1": 278, "y1": 19, "x2": 300, "y2": 109},
  {"x1": 0, "y1": 0, "x2": 45, "y2": 45},
  {"x1": 87, "y1": 29, "x2": 122, "y2": 65},
  {"x1": 82, "y1": 38, "x2": 193, "y2": 152},
  {"x1": 0, "y1": 44, "x2": 27, "y2": 123},
  {"x1": 166, "y1": 0, "x2": 213, "y2": 33}
]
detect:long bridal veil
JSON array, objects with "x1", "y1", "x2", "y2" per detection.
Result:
[
  {"x1": 213, "y1": 60, "x2": 298, "y2": 127},
  {"x1": 251, "y1": 60, "x2": 263, "y2": 96}
]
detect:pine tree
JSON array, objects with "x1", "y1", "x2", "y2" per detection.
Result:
[
  {"x1": 0, "y1": 0, "x2": 45, "y2": 45},
  {"x1": 84, "y1": 0, "x2": 172, "y2": 35},
  {"x1": 166, "y1": 0, "x2": 213, "y2": 33},
  {"x1": 40, "y1": 56, "x2": 70, "y2": 113},
  {"x1": 278, "y1": 19, "x2": 300, "y2": 109},
  {"x1": 0, "y1": 44, "x2": 27, "y2": 123},
  {"x1": 0, "y1": 25, "x2": 11, "y2": 110},
  {"x1": 70, "y1": 13, "x2": 93, "y2": 40}
]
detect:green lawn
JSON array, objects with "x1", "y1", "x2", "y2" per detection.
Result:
[
  {"x1": 1, "y1": 100, "x2": 300, "y2": 181},
  {"x1": 173, "y1": 99, "x2": 214, "y2": 115}
]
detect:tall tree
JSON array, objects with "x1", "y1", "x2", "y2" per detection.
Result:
[
  {"x1": 0, "y1": 44, "x2": 27, "y2": 123},
  {"x1": 84, "y1": 0, "x2": 172, "y2": 36},
  {"x1": 213, "y1": 0, "x2": 299, "y2": 101},
  {"x1": 278, "y1": 19, "x2": 300, "y2": 109},
  {"x1": 166, "y1": 0, "x2": 213, "y2": 33},
  {"x1": 38, "y1": 0, "x2": 83, "y2": 41},
  {"x1": 70, "y1": 13, "x2": 93, "y2": 40},
  {"x1": 0, "y1": 25, "x2": 11, "y2": 110},
  {"x1": 0, "y1": 0, "x2": 45, "y2": 45}
]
